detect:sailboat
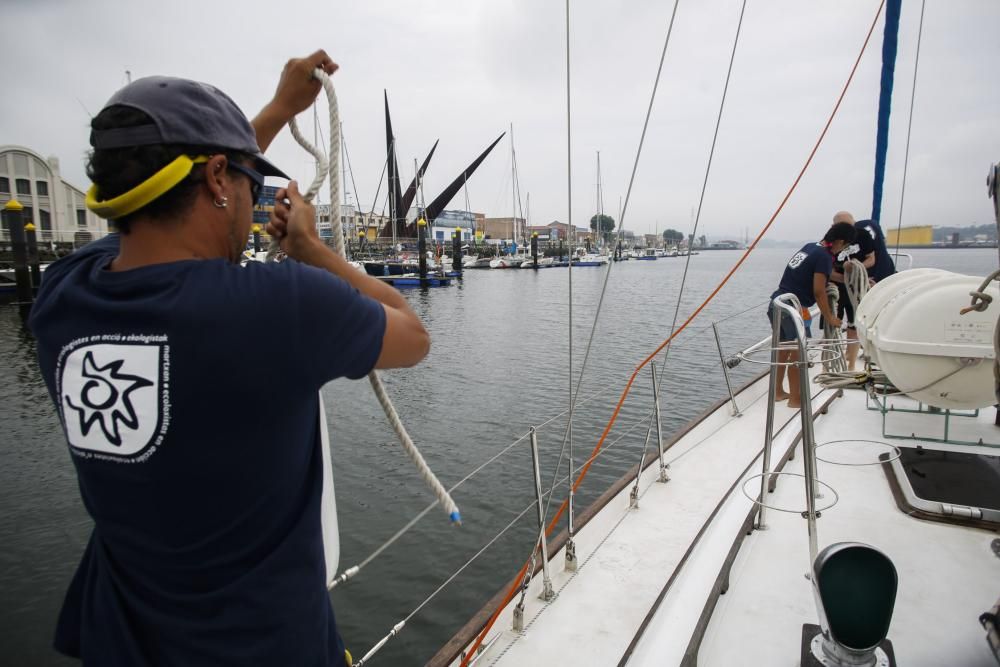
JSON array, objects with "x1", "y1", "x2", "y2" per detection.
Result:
[
  {"x1": 575, "y1": 152, "x2": 612, "y2": 267},
  {"x1": 491, "y1": 125, "x2": 529, "y2": 269}
]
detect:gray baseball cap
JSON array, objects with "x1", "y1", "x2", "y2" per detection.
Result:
[{"x1": 90, "y1": 75, "x2": 289, "y2": 179}]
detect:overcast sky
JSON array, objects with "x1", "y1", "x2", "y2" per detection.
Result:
[{"x1": 4, "y1": 0, "x2": 998, "y2": 240}]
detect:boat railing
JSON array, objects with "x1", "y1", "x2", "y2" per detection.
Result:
[
  {"x1": 346, "y1": 310, "x2": 779, "y2": 666},
  {"x1": 753, "y1": 293, "x2": 822, "y2": 565},
  {"x1": 890, "y1": 251, "x2": 914, "y2": 270}
]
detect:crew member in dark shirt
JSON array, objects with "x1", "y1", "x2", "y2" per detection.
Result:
[
  {"x1": 828, "y1": 211, "x2": 896, "y2": 369},
  {"x1": 768, "y1": 221, "x2": 856, "y2": 407},
  {"x1": 29, "y1": 51, "x2": 431, "y2": 666}
]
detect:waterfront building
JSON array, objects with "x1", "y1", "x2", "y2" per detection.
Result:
[
  {"x1": 310, "y1": 204, "x2": 389, "y2": 243},
  {"x1": 431, "y1": 210, "x2": 476, "y2": 242},
  {"x1": 481, "y1": 216, "x2": 526, "y2": 241},
  {"x1": 0, "y1": 145, "x2": 107, "y2": 245}
]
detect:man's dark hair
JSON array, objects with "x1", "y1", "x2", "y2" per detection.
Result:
[
  {"x1": 86, "y1": 106, "x2": 243, "y2": 233},
  {"x1": 823, "y1": 221, "x2": 857, "y2": 244}
]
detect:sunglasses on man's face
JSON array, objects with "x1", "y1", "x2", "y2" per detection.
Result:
[{"x1": 226, "y1": 162, "x2": 264, "y2": 206}]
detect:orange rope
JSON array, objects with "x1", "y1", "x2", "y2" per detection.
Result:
[{"x1": 459, "y1": 3, "x2": 885, "y2": 664}]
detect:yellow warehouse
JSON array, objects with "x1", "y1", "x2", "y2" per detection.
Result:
[{"x1": 884, "y1": 225, "x2": 932, "y2": 246}]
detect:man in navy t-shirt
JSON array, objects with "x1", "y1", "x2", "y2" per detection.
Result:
[
  {"x1": 828, "y1": 211, "x2": 898, "y2": 369},
  {"x1": 856, "y1": 217, "x2": 897, "y2": 283},
  {"x1": 29, "y1": 51, "x2": 430, "y2": 666},
  {"x1": 767, "y1": 221, "x2": 856, "y2": 408}
]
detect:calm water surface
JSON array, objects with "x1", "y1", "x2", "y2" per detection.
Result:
[{"x1": 1, "y1": 247, "x2": 995, "y2": 665}]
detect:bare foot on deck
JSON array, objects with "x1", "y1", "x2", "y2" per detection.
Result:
[
  {"x1": 775, "y1": 391, "x2": 791, "y2": 402},
  {"x1": 786, "y1": 399, "x2": 802, "y2": 409}
]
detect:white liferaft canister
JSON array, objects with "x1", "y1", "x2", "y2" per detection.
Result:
[{"x1": 855, "y1": 270, "x2": 999, "y2": 409}]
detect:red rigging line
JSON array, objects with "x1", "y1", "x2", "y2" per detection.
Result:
[{"x1": 459, "y1": 2, "x2": 886, "y2": 664}]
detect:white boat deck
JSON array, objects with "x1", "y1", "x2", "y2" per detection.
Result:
[
  {"x1": 461, "y1": 373, "x2": 833, "y2": 666},
  {"x1": 693, "y1": 388, "x2": 1000, "y2": 667},
  {"x1": 458, "y1": 374, "x2": 1000, "y2": 667}
]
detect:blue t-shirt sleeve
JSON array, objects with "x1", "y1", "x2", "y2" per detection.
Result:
[
  {"x1": 285, "y1": 263, "x2": 387, "y2": 384},
  {"x1": 814, "y1": 249, "x2": 832, "y2": 277}
]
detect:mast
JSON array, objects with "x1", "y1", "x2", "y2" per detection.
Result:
[
  {"x1": 510, "y1": 123, "x2": 518, "y2": 247},
  {"x1": 341, "y1": 121, "x2": 348, "y2": 251},
  {"x1": 391, "y1": 139, "x2": 398, "y2": 250},
  {"x1": 596, "y1": 150, "x2": 603, "y2": 250},
  {"x1": 871, "y1": 0, "x2": 903, "y2": 224}
]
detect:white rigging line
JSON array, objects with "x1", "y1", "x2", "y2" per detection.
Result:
[
  {"x1": 892, "y1": 0, "x2": 926, "y2": 260},
  {"x1": 536, "y1": 0, "x2": 684, "y2": 557},
  {"x1": 630, "y1": 0, "x2": 750, "y2": 470},
  {"x1": 565, "y1": 0, "x2": 576, "y2": 543},
  {"x1": 285, "y1": 70, "x2": 460, "y2": 539}
]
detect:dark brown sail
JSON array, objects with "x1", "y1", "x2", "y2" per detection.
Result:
[
  {"x1": 383, "y1": 90, "x2": 404, "y2": 239},
  {"x1": 399, "y1": 139, "x2": 439, "y2": 219},
  {"x1": 401, "y1": 132, "x2": 505, "y2": 236}
]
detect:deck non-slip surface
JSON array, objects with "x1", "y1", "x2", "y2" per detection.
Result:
[{"x1": 468, "y1": 375, "x2": 826, "y2": 666}]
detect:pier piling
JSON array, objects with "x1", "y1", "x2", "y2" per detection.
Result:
[
  {"x1": 25, "y1": 221, "x2": 41, "y2": 294},
  {"x1": 417, "y1": 217, "x2": 428, "y2": 287},
  {"x1": 531, "y1": 231, "x2": 538, "y2": 269},
  {"x1": 3, "y1": 200, "x2": 33, "y2": 320},
  {"x1": 452, "y1": 227, "x2": 462, "y2": 276},
  {"x1": 251, "y1": 224, "x2": 261, "y2": 253}
]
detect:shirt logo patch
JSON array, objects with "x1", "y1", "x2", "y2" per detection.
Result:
[
  {"x1": 788, "y1": 251, "x2": 808, "y2": 269},
  {"x1": 57, "y1": 337, "x2": 170, "y2": 462}
]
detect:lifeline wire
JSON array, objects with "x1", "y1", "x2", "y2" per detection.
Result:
[
  {"x1": 286, "y1": 70, "x2": 460, "y2": 529},
  {"x1": 327, "y1": 367, "x2": 628, "y2": 587},
  {"x1": 334, "y1": 316, "x2": 730, "y2": 591},
  {"x1": 355, "y1": 409, "x2": 658, "y2": 667},
  {"x1": 354, "y1": 324, "x2": 748, "y2": 663}
]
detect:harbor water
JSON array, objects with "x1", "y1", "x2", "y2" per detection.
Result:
[{"x1": 2, "y1": 247, "x2": 996, "y2": 665}]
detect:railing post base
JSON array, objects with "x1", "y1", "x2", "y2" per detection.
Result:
[
  {"x1": 513, "y1": 602, "x2": 525, "y2": 632},
  {"x1": 538, "y1": 579, "x2": 555, "y2": 602},
  {"x1": 564, "y1": 539, "x2": 578, "y2": 572},
  {"x1": 657, "y1": 464, "x2": 670, "y2": 484}
]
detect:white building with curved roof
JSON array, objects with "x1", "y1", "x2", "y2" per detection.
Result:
[{"x1": 0, "y1": 145, "x2": 108, "y2": 245}]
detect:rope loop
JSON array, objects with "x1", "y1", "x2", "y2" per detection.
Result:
[
  {"x1": 963, "y1": 291, "x2": 993, "y2": 314},
  {"x1": 283, "y1": 68, "x2": 460, "y2": 526}
]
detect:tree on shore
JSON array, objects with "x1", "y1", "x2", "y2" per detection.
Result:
[
  {"x1": 590, "y1": 214, "x2": 616, "y2": 243},
  {"x1": 662, "y1": 228, "x2": 684, "y2": 244}
]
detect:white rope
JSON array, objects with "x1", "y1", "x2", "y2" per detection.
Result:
[
  {"x1": 287, "y1": 68, "x2": 460, "y2": 525},
  {"x1": 822, "y1": 283, "x2": 847, "y2": 374},
  {"x1": 844, "y1": 258, "x2": 869, "y2": 312}
]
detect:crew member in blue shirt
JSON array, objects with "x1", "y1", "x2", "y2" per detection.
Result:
[
  {"x1": 828, "y1": 210, "x2": 897, "y2": 369},
  {"x1": 768, "y1": 221, "x2": 856, "y2": 408},
  {"x1": 29, "y1": 51, "x2": 429, "y2": 666}
]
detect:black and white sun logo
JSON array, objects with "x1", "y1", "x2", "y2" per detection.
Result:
[
  {"x1": 65, "y1": 351, "x2": 153, "y2": 447},
  {"x1": 60, "y1": 343, "x2": 162, "y2": 458}
]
